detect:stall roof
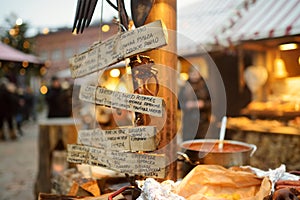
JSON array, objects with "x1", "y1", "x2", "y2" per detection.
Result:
[
  {"x1": 0, "y1": 41, "x2": 43, "y2": 64},
  {"x1": 177, "y1": 0, "x2": 246, "y2": 55},
  {"x1": 214, "y1": 0, "x2": 300, "y2": 46}
]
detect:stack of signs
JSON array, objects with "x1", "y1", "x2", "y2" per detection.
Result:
[{"x1": 67, "y1": 20, "x2": 168, "y2": 178}]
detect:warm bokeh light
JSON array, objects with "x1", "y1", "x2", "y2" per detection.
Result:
[
  {"x1": 40, "y1": 85, "x2": 48, "y2": 94},
  {"x1": 61, "y1": 81, "x2": 70, "y2": 89},
  {"x1": 19, "y1": 68, "x2": 26, "y2": 75},
  {"x1": 40, "y1": 67, "x2": 47, "y2": 75},
  {"x1": 274, "y1": 58, "x2": 288, "y2": 78},
  {"x1": 16, "y1": 18, "x2": 23, "y2": 26},
  {"x1": 110, "y1": 68, "x2": 120, "y2": 77},
  {"x1": 101, "y1": 24, "x2": 110, "y2": 32},
  {"x1": 3, "y1": 38, "x2": 10, "y2": 44},
  {"x1": 23, "y1": 41, "x2": 30, "y2": 49},
  {"x1": 9, "y1": 28, "x2": 17, "y2": 36},
  {"x1": 22, "y1": 61, "x2": 29, "y2": 68},
  {"x1": 180, "y1": 72, "x2": 189, "y2": 81},
  {"x1": 44, "y1": 60, "x2": 51, "y2": 67},
  {"x1": 42, "y1": 28, "x2": 50, "y2": 35},
  {"x1": 279, "y1": 43, "x2": 298, "y2": 51}
]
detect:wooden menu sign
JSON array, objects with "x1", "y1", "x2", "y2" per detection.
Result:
[
  {"x1": 67, "y1": 144, "x2": 166, "y2": 178},
  {"x1": 77, "y1": 126, "x2": 157, "y2": 152},
  {"x1": 79, "y1": 85, "x2": 163, "y2": 117},
  {"x1": 69, "y1": 20, "x2": 168, "y2": 78}
]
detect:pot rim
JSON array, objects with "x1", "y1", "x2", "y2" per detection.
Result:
[{"x1": 180, "y1": 139, "x2": 257, "y2": 156}]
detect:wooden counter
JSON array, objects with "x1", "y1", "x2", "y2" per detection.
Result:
[
  {"x1": 226, "y1": 127, "x2": 300, "y2": 171},
  {"x1": 241, "y1": 108, "x2": 300, "y2": 121},
  {"x1": 35, "y1": 118, "x2": 79, "y2": 196}
]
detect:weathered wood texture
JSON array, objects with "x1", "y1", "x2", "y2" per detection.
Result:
[
  {"x1": 35, "y1": 118, "x2": 78, "y2": 197},
  {"x1": 145, "y1": 0, "x2": 178, "y2": 180},
  {"x1": 228, "y1": 130, "x2": 300, "y2": 171}
]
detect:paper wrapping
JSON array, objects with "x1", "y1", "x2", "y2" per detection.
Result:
[{"x1": 175, "y1": 165, "x2": 271, "y2": 200}]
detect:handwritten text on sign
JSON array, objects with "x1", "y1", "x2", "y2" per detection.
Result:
[
  {"x1": 77, "y1": 126, "x2": 157, "y2": 151},
  {"x1": 67, "y1": 144, "x2": 166, "y2": 178},
  {"x1": 69, "y1": 20, "x2": 168, "y2": 78},
  {"x1": 79, "y1": 85, "x2": 163, "y2": 117}
]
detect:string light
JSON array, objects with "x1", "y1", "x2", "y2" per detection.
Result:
[
  {"x1": 110, "y1": 68, "x2": 120, "y2": 77},
  {"x1": 22, "y1": 61, "x2": 29, "y2": 68},
  {"x1": 101, "y1": 24, "x2": 110, "y2": 32},
  {"x1": 23, "y1": 40, "x2": 30, "y2": 49},
  {"x1": 279, "y1": 43, "x2": 298, "y2": 51},
  {"x1": 40, "y1": 85, "x2": 48, "y2": 94},
  {"x1": 15, "y1": 18, "x2": 23, "y2": 26},
  {"x1": 19, "y1": 68, "x2": 26, "y2": 75},
  {"x1": 42, "y1": 28, "x2": 50, "y2": 35},
  {"x1": 40, "y1": 67, "x2": 47, "y2": 75}
]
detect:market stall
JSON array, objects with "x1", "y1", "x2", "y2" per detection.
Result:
[
  {"x1": 37, "y1": 0, "x2": 300, "y2": 199},
  {"x1": 0, "y1": 41, "x2": 42, "y2": 64},
  {"x1": 212, "y1": 0, "x2": 300, "y2": 175}
]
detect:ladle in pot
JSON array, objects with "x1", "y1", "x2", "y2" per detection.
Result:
[{"x1": 218, "y1": 116, "x2": 227, "y2": 151}]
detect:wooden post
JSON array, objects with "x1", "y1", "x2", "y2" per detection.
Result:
[{"x1": 145, "y1": 0, "x2": 177, "y2": 180}]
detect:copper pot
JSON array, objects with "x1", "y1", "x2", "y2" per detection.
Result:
[{"x1": 178, "y1": 139, "x2": 257, "y2": 175}]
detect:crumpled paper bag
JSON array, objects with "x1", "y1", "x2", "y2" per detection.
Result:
[{"x1": 175, "y1": 165, "x2": 271, "y2": 200}]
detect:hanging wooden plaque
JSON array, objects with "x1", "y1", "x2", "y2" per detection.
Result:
[
  {"x1": 77, "y1": 126, "x2": 157, "y2": 151},
  {"x1": 69, "y1": 20, "x2": 168, "y2": 78},
  {"x1": 79, "y1": 85, "x2": 163, "y2": 117},
  {"x1": 67, "y1": 144, "x2": 166, "y2": 178}
]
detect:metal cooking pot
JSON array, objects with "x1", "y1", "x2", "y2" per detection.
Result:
[{"x1": 178, "y1": 139, "x2": 257, "y2": 175}]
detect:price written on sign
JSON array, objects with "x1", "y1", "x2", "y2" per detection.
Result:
[
  {"x1": 77, "y1": 126, "x2": 157, "y2": 152},
  {"x1": 69, "y1": 20, "x2": 168, "y2": 78},
  {"x1": 79, "y1": 85, "x2": 164, "y2": 117},
  {"x1": 67, "y1": 144, "x2": 166, "y2": 178}
]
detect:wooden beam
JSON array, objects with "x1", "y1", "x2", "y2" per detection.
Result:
[{"x1": 144, "y1": 0, "x2": 178, "y2": 180}]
